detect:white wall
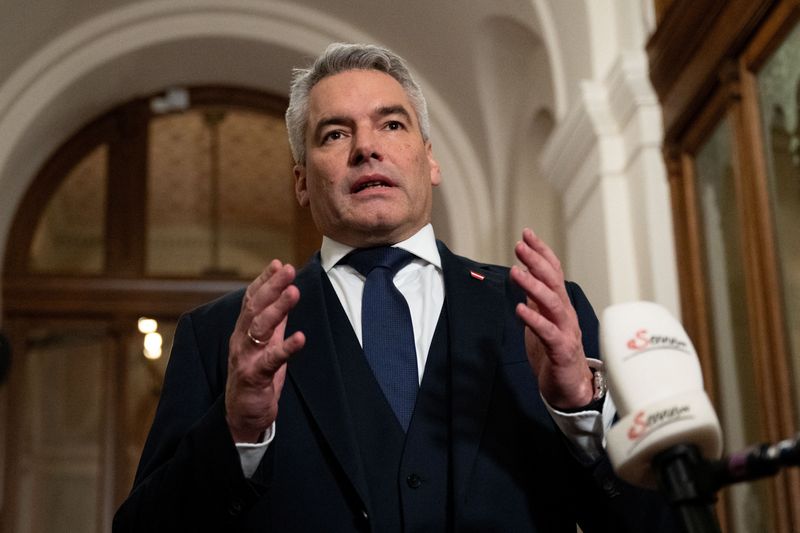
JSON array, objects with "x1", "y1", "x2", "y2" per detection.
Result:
[{"x1": 539, "y1": 0, "x2": 679, "y2": 316}]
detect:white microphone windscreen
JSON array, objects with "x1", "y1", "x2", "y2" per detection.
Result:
[{"x1": 602, "y1": 301, "x2": 722, "y2": 488}]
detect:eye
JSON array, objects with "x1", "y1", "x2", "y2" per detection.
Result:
[
  {"x1": 322, "y1": 130, "x2": 345, "y2": 143},
  {"x1": 385, "y1": 120, "x2": 405, "y2": 131}
]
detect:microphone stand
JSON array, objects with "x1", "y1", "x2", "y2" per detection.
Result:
[
  {"x1": 653, "y1": 444, "x2": 722, "y2": 533},
  {"x1": 653, "y1": 435, "x2": 800, "y2": 533}
]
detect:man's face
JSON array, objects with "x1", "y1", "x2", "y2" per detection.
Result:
[{"x1": 294, "y1": 69, "x2": 441, "y2": 247}]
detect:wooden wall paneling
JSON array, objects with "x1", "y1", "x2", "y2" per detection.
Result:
[
  {"x1": 667, "y1": 144, "x2": 731, "y2": 531},
  {"x1": 189, "y1": 86, "x2": 289, "y2": 116},
  {"x1": 724, "y1": 68, "x2": 792, "y2": 533},
  {"x1": 1, "y1": 84, "x2": 311, "y2": 532},
  {"x1": 668, "y1": 146, "x2": 717, "y2": 400},
  {"x1": 651, "y1": 1, "x2": 800, "y2": 530},
  {"x1": 670, "y1": 87, "x2": 730, "y2": 401},
  {"x1": 738, "y1": 63, "x2": 800, "y2": 533},
  {"x1": 653, "y1": 0, "x2": 676, "y2": 25},
  {"x1": 0, "y1": 319, "x2": 115, "y2": 533},
  {"x1": 740, "y1": 0, "x2": 800, "y2": 70},
  {"x1": 739, "y1": 5, "x2": 800, "y2": 528},
  {"x1": 649, "y1": 0, "x2": 776, "y2": 143},
  {"x1": 0, "y1": 319, "x2": 26, "y2": 533},
  {"x1": 109, "y1": 316, "x2": 130, "y2": 517},
  {"x1": 2, "y1": 276, "x2": 245, "y2": 318},
  {"x1": 106, "y1": 99, "x2": 149, "y2": 277}
]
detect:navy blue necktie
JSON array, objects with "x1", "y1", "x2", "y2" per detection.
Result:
[{"x1": 344, "y1": 246, "x2": 418, "y2": 431}]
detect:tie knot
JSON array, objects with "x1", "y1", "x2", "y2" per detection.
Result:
[{"x1": 344, "y1": 246, "x2": 415, "y2": 277}]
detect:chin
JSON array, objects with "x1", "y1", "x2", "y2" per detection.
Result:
[{"x1": 346, "y1": 222, "x2": 405, "y2": 247}]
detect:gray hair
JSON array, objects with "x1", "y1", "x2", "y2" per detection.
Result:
[{"x1": 285, "y1": 43, "x2": 431, "y2": 163}]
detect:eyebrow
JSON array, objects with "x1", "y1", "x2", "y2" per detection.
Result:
[
  {"x1": 375, "y1": 105, "x2": 413, "y2": 124},
  {"x1": 312, "y1": 105, "x2": 415, "y2": 141}
]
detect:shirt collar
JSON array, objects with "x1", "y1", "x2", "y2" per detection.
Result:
[{"x1": 320, "y1": 223, "x2": 442, "y2": 272}]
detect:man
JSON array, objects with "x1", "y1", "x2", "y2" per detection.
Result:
[{"x1": 114, "y1": 43, "x2": 677, "y2": 532}]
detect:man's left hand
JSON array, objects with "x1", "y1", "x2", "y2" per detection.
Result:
[{"x1": 510, "y1": 228, "x2": 594, "y2": 410}]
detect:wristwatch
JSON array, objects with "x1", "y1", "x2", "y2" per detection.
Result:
[
  {"x1": 588, "y1": 358, "x2": 607, "y2": 402},
  {"x1": 560, "y1": 358, "x2": 606, "y2": 413}
]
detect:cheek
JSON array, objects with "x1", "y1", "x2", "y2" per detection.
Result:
[{"x1": 310, "y1": 158, "x2": 343, "y2": 187}]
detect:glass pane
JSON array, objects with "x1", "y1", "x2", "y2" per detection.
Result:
[
  {"x1": 147, "y1": 106, "x2": 297, "y2": 278},
  {"x1": 695, "y1": 117, "x2": 773, "y2": 532},
  {"x1": 757, "y1": 21, "x2": 800, "y2": 429},
  {"x1": 14, "y1": 325, "x2": 108, "y2": 533},
  {"x1": 121, "y1": 319, "x2": 175, "y2": 494},
  {"x1": 30, "y1": 145, "x2": 107, "y2": 274}
]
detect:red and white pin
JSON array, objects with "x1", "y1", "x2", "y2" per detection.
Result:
[{"x1": 469, "y1": 270, "x2": 485, "y2": 281}]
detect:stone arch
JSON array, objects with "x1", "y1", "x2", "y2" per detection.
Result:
[
  {"x1": 474, "y1": 13, "x2": 561, "y2": 261},
  {"x1": 0, "y1": 0, "x2": 494, "y2": 274}
]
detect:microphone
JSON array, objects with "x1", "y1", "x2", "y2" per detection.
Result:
[
  {"x1": 602, "y1": 301, "x2": 723, "y2": 487},
  {"x1": 602, "y1": 301, "x2": 724, "y2": 532}
]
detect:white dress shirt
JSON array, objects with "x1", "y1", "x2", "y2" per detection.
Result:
[{"x1": 236, "y1": 224, "x2": 611, "y2": 476}]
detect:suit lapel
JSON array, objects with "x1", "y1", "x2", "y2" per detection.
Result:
[
  {"x1": 284, "y1": 256, "x2": 371, "y2": 513},
  {"x1": 437, "y1": 242, "x2": 507, "y2": 503},
  {"x1": 283, "y1": 246, "x2": 509, "y2": 514}
]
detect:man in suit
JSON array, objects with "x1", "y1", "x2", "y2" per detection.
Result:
[{"x1": 114, "y1": 43, "x2": 678, "y2": 532}]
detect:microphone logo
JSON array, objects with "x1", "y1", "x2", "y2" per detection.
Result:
[
  {"x1": 625, "y1": 328, "x2": 691, "y2": 356},
  {"x1": 627, "y1": 405, "x2": 692, "y2": 442}
]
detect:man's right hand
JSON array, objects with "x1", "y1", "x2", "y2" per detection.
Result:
[{"x1": 225, "y1": 260, "x2": 306, "y2": 443}]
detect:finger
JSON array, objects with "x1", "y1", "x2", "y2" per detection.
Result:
[
  {"x1": 239, "y1": 263, "x2": 297, "y2": 333},
  {"x1": 245, "y1": 259, "x2": 283, "y2": 301},
  {"x1": 257, "y1": 330, "x2": 306, "y2": 376},
  {"x1": 516, "y1": 302, "x2": 562, "y2": 350},
  {"x1": 521, "y1": 228, "x2": 562, "y2": 275},
  {"x1": 248, "y1": 284, "x2": 301, "y2": 342},
  {"x1": 510, "y1": 265, "x2": 569, "y2": 324},
  {"x1": 238, "y1": 261, "x2": 284, "y2": 333},
  {"x1": 517, "y1": 302, "x2": 584, "y2": 367},
  {"x1": 249, "y1": 263, "x2": 297, "y2": 311},
  {"x1": 514, "y1": 242, "x2": 562, "y2": 295}
]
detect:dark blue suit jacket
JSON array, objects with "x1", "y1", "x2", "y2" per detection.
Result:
[{"x1": 113, "y1": 242, "x2": 678, "y2": 532}]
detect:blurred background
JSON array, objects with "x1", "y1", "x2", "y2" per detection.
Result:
[{"x1": 0, "y1": 0, "x2": 798, "y2": 531}]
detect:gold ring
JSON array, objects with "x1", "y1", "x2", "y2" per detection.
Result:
[{"x1": 246, "y1": 329, "x2": 267, "y2": 346}]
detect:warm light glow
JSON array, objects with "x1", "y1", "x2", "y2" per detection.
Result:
[
  {"x1": 143, "y1": 346, "x2": 162, "y2": 360},
  {"x1": 143, "y1": 332, "x2": 163, "y2": 360},
  {"x1": 144, "y1": 331, "x2": 162, "y2": 351},
  {"x1": 138, "y1": 317, "x2": 158, "y2": 334}
]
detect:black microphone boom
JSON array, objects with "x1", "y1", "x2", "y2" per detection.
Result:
[{"x1": 711, "y1": 435, "x2": 800, "y2": 487}]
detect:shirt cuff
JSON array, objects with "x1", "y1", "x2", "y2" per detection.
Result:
[
  {"x1": 542, "y1": 359, "x2": 617, "y2": 465},
  {"x1": 235, "y1": 422, "x2": 275, "y2": 478}
]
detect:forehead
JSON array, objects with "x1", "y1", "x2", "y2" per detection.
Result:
[{"x1": 308, "y1": 69, "x2": 413, "y2": 119}]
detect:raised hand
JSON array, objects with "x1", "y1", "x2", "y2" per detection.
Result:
[
  {"x1": 509, "y1": 228, "x2": 593, "y2": 410},
  {"x1": 225, "y1": 260, "x2": 306, "y2": 443}
]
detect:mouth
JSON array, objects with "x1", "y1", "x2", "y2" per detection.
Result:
[{"x1": 350, "y1": 175, "x2": 396, "y2": 193}]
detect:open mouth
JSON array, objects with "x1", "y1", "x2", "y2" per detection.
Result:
[{"x1": 351, "y1": 176, "x2": 395, "y2": 193}]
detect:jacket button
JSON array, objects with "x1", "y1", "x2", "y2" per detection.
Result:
[
  {"x1": 602, "y1": 478, "x2": 621, "y2": 498},
  {"x1": 227, "y1": 499, "x2": 243, "y2": 516},
  {"x1": 406, "y1": 473, "x2": 422, "y2": 489},
  {"x1": 361, "y1": 509, "x2": 369, "y2": 520}
]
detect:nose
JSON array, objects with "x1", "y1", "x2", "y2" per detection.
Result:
[{"x1": 349, "y1": 128, "x2": 383, "y2": 166}]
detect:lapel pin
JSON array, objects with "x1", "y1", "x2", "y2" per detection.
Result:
[{"x1": 469, "y1": 270, "x2": 485, "y2": 281}]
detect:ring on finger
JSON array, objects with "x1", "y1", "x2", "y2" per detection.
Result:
[{"x1": 247, "y1": 329, "x2": 267, "y2": 346}]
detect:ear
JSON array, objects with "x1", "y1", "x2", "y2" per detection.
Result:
[
  {"x1": 294, "y1": 164, "x2": 310, "y2": 207},
  {"x1": 426, "y1": 142, "x2": 442, "y2": 187}
]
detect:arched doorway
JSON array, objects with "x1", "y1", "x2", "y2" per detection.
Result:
[{"x1": 1, "y1": 86, "x2": 318, "y2": 533}]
